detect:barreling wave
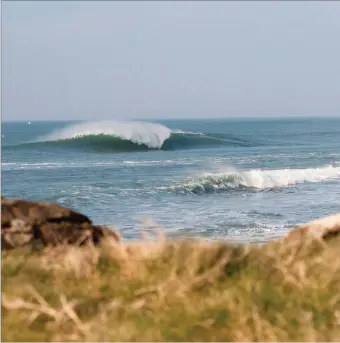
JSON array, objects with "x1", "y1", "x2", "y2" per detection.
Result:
[
  {"x1": 162, "y1": 165, "x2": 340, "y2": 194},
  {"x1": 6, "y1": 120, "x2": 254, "y2": 152}
]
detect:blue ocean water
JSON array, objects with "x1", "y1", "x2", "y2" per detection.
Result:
[{"x1": 2, "y1": 118, "x2": 340, "y2": 243}]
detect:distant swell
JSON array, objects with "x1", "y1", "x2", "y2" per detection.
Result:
[
  {"x1": 6, "y1": 120, "x2": 254, "y2": 152},
  {"x1": 162, "y1": 166, "x2": 340, "y2": 193}
]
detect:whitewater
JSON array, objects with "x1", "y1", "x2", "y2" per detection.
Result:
[
  {"x1": 162, "y1": 165, "x2": 340, "y2": 193},
  {"x1": 3, "y1": 118, "x2": 340, "y2": 242}
]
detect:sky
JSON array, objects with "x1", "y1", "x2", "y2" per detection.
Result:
[{"x1": 2, "y1": 1, "x2": 340, "y2": 121}]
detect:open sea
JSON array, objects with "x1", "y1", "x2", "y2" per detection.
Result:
[{"x1": 2, "y1": 118, "x2": 340, "y2": 243}]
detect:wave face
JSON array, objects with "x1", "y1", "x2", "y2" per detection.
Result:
[
  {"x1": 163, "y1": 166, "x2": 340, "y2": 193},
  {"x1": 8, "y1": 120, "x2": 255, "y2": 152}
]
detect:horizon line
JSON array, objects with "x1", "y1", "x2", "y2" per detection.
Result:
[{"x1": 2, "y1": 115, "x2": 340, "y2": 123}]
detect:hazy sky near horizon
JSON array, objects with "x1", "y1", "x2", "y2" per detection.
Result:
[{"x1": 3, "y1": 1, "x2": 340, "y2": 121}]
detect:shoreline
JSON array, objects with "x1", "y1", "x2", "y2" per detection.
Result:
[{"x1": 2, "y1": 199, "x2": 340, "y2": 341}]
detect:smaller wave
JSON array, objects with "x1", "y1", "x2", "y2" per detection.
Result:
[{"x1": 161, "y1": 165, "x2": 340, "y2": 194}]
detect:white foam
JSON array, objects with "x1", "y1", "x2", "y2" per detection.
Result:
[
  {"x1": 39, "y1": 120, "x2": 172, "y2": 149},
  {"x1": 166, "y1": 165, "x2": 340, "y2": 192},
  {"x1": 2, "y1": 162, "x2": 72, "y2": 170},
  {"x1": 2, "y1": 159, "x2": 197, "y2": 171}
]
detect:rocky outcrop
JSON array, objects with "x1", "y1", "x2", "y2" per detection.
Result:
[
  {"x1": 1, "y1": 199, "x2": 119, "y2": 250},
  {"x1": 285, "y1": 213, "x2": 340, "y2": 242}
]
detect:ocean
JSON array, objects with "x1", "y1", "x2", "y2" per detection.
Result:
[{"x1": 2, "y1": 118, "x2": 340, "y2": 243}]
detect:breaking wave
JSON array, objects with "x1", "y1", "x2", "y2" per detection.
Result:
[
  {"x1": 162, "y1": 165, "x2": 340, "y2": 193},
  {"x1": 7, "y1": 120, "x2": 254, "y2": 152}
]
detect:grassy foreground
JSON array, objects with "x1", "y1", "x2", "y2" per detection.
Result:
[{"x1": 2, "y1": 234, "x2": 340, "y2": 342}]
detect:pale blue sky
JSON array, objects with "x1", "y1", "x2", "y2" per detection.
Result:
[{"x1": 3, "y1": 1, "x2": 340, "y2": 121}]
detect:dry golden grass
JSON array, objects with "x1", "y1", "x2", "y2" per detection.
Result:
[{"x1": 2, "y1": 233, "x2": 340, "y2": 342}]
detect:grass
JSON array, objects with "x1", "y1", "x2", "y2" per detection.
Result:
[{"x1": 2, "y1": 233, "x2": 340, "y2": 342}]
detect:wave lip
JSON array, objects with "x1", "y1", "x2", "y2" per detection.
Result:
[{"x1": 164, "y1": 165, "x2": 340, "y2": 193}]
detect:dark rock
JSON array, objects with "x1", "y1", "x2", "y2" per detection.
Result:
[
  {"x1": 2, "y1": 199, "x2": 90, "y2": 226},
  {"x1": 1, "y1": 199, "x2": 119, "y2": 250}
]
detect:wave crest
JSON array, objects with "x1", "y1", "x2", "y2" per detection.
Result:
[{"x1": 163, "y1": 166, "x2": 340, "y2": 193}]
